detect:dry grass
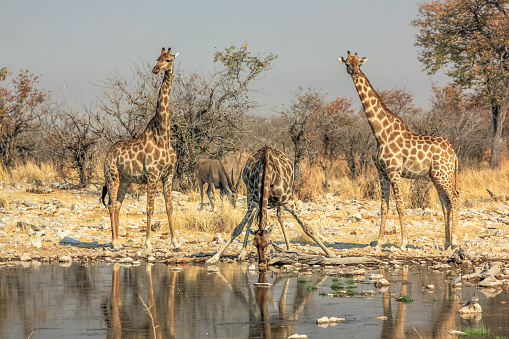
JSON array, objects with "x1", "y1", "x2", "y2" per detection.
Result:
[
  {"x1": 3, "y1": 157, "x2": 507, "y2": 219},
  {"x1": 0, "y1": 161, "x2": 57, "y2": 184},
  {"x1": 172, "y1": 200, "x2": 246, "y2": 234},
  {"x1": 458, "y1": 161, "x2": 509, "y2": 200}
]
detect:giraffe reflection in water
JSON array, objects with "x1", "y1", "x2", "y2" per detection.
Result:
[
  {"x1": 105, "y1": 264, "x2": 176, "y2": 339},
  {"x1": 379, "y1": 265, "x2": 465, "y2": 338},
  {"x1": 215, "y1": 266, "x2": 326, "y2": 339},
  {"x1": 105, "y1": 264, "x2": 320, "y2": 338}
]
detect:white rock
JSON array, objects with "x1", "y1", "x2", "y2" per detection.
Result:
[
  {"x1": 119, "y1": 257, "x2": 134, "y2": 263},
  {"x1": 59, "y1": 255, "x2": 72, "y2": 262},
  {"x1": 30, "y1": 238, "x2": 42, "y2": 248},
  {"x1": 20, "y1": 253, "x2": 31, "y2": 261},
  {"x1": 458, "y1": 303, "x2": 482, "y2": 314},
  {"x1": 374, "y1": 279, "x2": 390, "y2": 288},
  {"x1": 288, "y1": 334, "x2": 308, "y2": 339}
]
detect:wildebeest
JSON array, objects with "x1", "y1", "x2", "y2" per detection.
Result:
[{"x1": 195, "y1": 158, "x2": 240, "y2": 210}]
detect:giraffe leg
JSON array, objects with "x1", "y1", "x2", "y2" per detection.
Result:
[
  {"x1": 206, "y1": 208, "x2": 256, "y2": 264},
  {"x1": 163, "y1": 175, "x2": 179, "y2": 249},
  {"x1": 277, "y1": 206, "x2": 290, "y2": 250},
  {"x1": 431, "y1": 175, "x2": 460, "y2": 250},
  {"x1": 108, "y1": 178, "x2": 129, "y2": 251},
  {"x1": 389, "y1": 173, "x2": 407, "y2": 250},
  {"x1": 375, "y1": 169, "x2": 391, "y2": 250},
  {"x1": 282, "y1": 202, "x2": 335, "y2": 258},
  {"x1": 238, "y1": 210, "x2": 257, "y2": 261},
  {"x1": 145, "y1": 177, "x2": 157, "y2": 251}
]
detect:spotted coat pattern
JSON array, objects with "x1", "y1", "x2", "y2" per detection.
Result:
[
  {"x1": 206, "y1": 147, "x2": 335, "y2": 265},
  {"x1": 102, "y1": 48, "x2": 179, "y2": 250},
  {"x1": 339, "y1": 52, "x2": 459, "y2": 250}
]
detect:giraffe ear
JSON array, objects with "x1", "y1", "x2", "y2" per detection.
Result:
[
  {"x1": 338, "y1": 56, "x2": 347, "y2": 64},
  {"x1": 174, "y1": 52, "x2": 179, "y2": 59},
  {"x1": 359, "y1": 57, "x2": 368, "y2": 65}
]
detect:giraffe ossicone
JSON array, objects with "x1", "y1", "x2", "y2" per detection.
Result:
[
  {"x1": 339, "y1": 51, "x2": 459, "y2": 250},
  {"x1": 101, "y1": 47, "x2": 179, "y2": 251}
]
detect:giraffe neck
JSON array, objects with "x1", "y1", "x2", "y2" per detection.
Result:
[
  {"x1": 153, "y1": 65, "x2": 174, "y2": 142},
  {"x1": 351, "y1": 70, "x2": 403, "y2": 144}
]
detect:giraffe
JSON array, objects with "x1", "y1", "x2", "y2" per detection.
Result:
[
  {"x1": 206, "y1": 146, "x2": 335, "y2": 266},
  {"x1": 338, "y1": 51, "x2": 459, "y2": 250},
  {"x1": 101, "y1": 47, "x2": 179, "y2": 251}
]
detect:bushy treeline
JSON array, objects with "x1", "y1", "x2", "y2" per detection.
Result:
[{"x1": 0, "y1": 46, "x2": 501, "y2": 190}]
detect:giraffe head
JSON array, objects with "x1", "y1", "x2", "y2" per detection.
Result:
[
  {"x1": 253, "y1": 228, "x2": 270, "y2": 270},
  {"x1": 338, "y1": 51, "x2": 368, "y2": 76},
  {"x1": 152, "y1": 47, "x2": 179, "y2": 74}
]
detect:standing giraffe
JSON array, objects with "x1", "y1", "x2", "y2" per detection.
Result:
[
  {"x1": 206, "y1": 146, "x2": 335, "y2": 265},
  {"x1": 338, "y1": 51, "x2": 459, "y2": 250},
  {"x1": 101, "y1": 47, "x2": 179, "y2": 251}
]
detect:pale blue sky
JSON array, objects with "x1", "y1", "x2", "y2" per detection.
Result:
[{"x1": 1, "y1": 0, "x2": 448, "y2": 114}]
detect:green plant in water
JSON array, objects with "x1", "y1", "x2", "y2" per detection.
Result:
[
  {"x1": 305, "y1": 283, "x2": 318, "y2": 291},
  {"x1": 346, "y1": 288, "x2": 356, "y2": 296},
  {"x1": 331, "y1": 282, "x2": 344, "y2": 290},
  {"x1": 345, "y1": 278, "x2": 356, "y2": 286},
  {"x1": 395, "y1": 295, "x2": 413, "y2": 302},
  {"x1": 332, "y1": 277, "x2": 340, "y2": 283},
  {"x1": 460, "y1": 325, "x2": 490, "y2": 335},
  {"x1": 432, "y1": 296, "x2": 438, "y2": 302},
  {"x1": 297, "y1": 278, "x2": 309, "y2": 284}
]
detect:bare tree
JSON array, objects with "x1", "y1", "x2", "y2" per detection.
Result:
[
  {"x1": 92, "y1": 64, "x2": 159, "y2": 145},
  {"x1": 169, "y1": 45, "x2": 277, "y2": 189},
  {"x1": 0, "y1": 67, "x2": 47, "y2": 168},
  {"x1": 43, "y1": 103, "x2": 100, "y2": 188},
  {"x1": 281, "y1": 87, "x2": 327, "y2": 182},
  {"x1": 409, "y1": 84, "x2": 492, "y2": 164}
]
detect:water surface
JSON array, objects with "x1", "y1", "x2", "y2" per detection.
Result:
[{"x1": 0, "y1": 261, "x2": 508, "y2": 338}]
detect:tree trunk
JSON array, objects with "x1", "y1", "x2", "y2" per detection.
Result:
[
  {"x1": 293, "y1": 157, "x2": 301, "y2": 183},
  {"x1": 489, "y1": 99, "x2": 508, "y2": 169}
]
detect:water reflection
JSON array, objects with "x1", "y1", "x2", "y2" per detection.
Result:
[{"x1": 0, "y1": 261, "x2": 508, "y2": 338}]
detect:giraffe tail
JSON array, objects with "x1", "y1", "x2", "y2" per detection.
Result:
[
  {"x1": 101, "y1": 185, "x2": 108, "y2": 207},
  {"x1": 258, "y1": 146, "x2": 271, "y2": 230}
]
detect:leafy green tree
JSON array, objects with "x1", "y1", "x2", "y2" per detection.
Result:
[{"x1": 412, "y1": 0, "x2": 509, "y2": 168}]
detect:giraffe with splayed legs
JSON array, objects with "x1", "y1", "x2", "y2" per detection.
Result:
[
  {"x1": 101, "y1": 47, "x2": 179, "y2": 251},
  {"x1": 339, "y1": 51, "x2": 459, "y2": 250},
  {"x1": 206, "y1": 147, "x2": 335, "y2": 266}
]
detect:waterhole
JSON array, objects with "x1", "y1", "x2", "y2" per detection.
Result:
[{"x1": 0, "y1": 261, "x2": 508, "y2": 338}]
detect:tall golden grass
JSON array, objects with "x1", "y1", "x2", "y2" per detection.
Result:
[{"x1": 0, "y1": 161, "x2": 56, "y2": 184}]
